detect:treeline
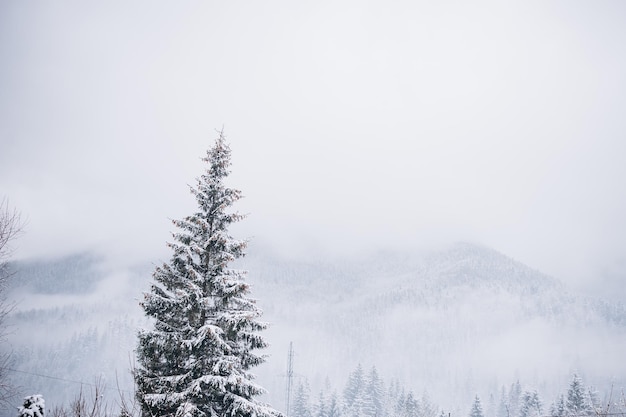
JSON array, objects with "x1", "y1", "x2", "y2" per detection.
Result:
[
  {"x1": 479, "y1": 373, "x2": 622, "y2": 417},
  {"x1": 289, "y1": 364, "x2": 440, "y2": 417},
  {"x1": 290, "y1": 365, "x2": 626, "y2": 417},
  {"x1": 7, "y1": 253, "x2": 102, "y2": 294}
]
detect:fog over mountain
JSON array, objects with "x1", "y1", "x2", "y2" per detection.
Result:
[
  {"x1": 2, "y1": 2, "x2": 626, "y2": 417},
  {"x1": 4, "y1": 242, "x2": 626, "y2": 416},
  {"x1": 2, "y1": 0, "x2": 626, "y2": 295}
]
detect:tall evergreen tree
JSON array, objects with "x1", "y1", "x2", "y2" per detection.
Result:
[{"x1": 134, "y1": 133, "x2": 280, "y2": 417}]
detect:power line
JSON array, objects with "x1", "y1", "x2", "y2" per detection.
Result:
[{"x1": 5, "y1": 367, "x2": 134, "y2": 394}]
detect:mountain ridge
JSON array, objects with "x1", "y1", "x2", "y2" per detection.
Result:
[{"x1": 2, "y1": 241, "x2": 626, "y2": 415}]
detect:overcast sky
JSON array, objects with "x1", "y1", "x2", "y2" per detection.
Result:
[{"x1": 1, "y1": 1, "x2": 625, "y2": 290}]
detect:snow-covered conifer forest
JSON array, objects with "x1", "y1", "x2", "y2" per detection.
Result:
[
  {"x1": 2, "y1": 1, "x2": 626, "y2": 416},
  {"x1": 3, "y1": 183, "x2": 626, "y2": 416}
]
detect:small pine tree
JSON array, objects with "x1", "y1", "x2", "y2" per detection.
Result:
[
  {"x1": 519, "y1": 391, "x2": 542, "y2": 417},
  {"x1": 422, "y1": 392, "x2": 438, "y2": 417},
  {"x1": 566, "y1": 374, "x2": 593, "y2": 416},
  {"x1": 344, "y1": 365, "x2": 365, "y2": 410},
  {"x1": 485, "y1": 393, "x2": 496, "y2": 417},
  {"x1": 550, "y1": 395, "x2": 566, "y2": 417},
  {"x1": 326, "y1": 392, "x2": 342, "y2": 417},
  {"x1": 470, "y1": 396, "x2": 484, "y2": 417},
  {"x1": 292, "y1": 381, "x2": 313, "y2": 417},
  {"x1": 403, "y1": 391, "x2": 420, "y2": 417},
  {"x1": 395, "y1": 390, "x2": 407, "y2": 417},
  {"x1": 18, "y1": 395, "x2": 45, "y2": 417},
  {"x1": 134, "y1": 132, "x2": 281, "y2": 417},
  {"x1": 508, "y1": 382, "x2": 522, "y2": 417},
  {"x1": 497, "y1": 386, "x2": 509, "y2": 417},
  {"x1": 364, "y1": 367, "x2": 385, "y2": 417},
  {"x1": 314, "y1": 391, "x2": 327, "y2": 417},
  {"x1": 587, "y1": 387, "x2": 600, "y2": 412}
]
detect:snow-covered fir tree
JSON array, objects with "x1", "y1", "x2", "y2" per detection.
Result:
[
  {"x1": 364, "y1": 367, "x2": 385, "y2": 417},
  {"x1": 343, "y1": 365, "x2": 364, "y2": 410},
  {"x1": 403, "y1": 391, "x2": 420, "y2": 417},
  {"x1": 134, "y1": 132, "x2": 281, "y2": 417},
  {"x1": 469, "y1": 396, "x2": 484, "y2": 417},
  {"x1": 549, "y1": 394, "x2": 566, "y2": 417},
  {"x1": 325, "y1": 392, "x2": 341, "y2": 417},
  {"x1": 394, "y1": 389, "x2": 407, "y2": 417},
  {"x1": 518, "y1": 390, "x2": 541, "y2": 417},
  {"x1": 566, "y1": 375, "x2": 592, "y2": 416},
  {"x1": 508, "y1": 382, "x2": 522, "y2": 417},
  {"x1": 292, "y1": 380, "x2": 312, "y2": 417},
  {"x1": 343, "y1": 365, "x2": 366, "y2": 417},
  {"x1": 314, "y1": 391, "x2": 327, "y2": 417},
  {"x1": 496, "y1": 386, "x2": 509, "y2": 417},
  {"x1": 586, "y1": 386, "x2": 600, "y2": 412},
  {"x1": 18, "y1": 395, "x2": 45, "y2": 417},
  {"x1": 421, "y1": 392, "x2": 439, "y2": 417},
  {"x1": 485, "y1": 393, "x2": 496, "y2": 417}
]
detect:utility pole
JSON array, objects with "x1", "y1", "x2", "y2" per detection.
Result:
[{"x1": 285, "y1": 342, "x2": 294, "y2": 417}]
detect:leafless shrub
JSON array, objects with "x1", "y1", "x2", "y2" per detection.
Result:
[
  {"x1": 46, "y1": 377, "x2": 139, "y2": 417},
  {"x1": 0, "y1": 198, "x2": 22, "y2": 288},
  {"x1": 0, "y1": 198, "x2": 22, "y2": 408}
]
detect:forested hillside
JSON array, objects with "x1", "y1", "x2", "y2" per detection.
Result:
[{"x1": 3, "y1": 242, "x2": 626, "y2": 416}]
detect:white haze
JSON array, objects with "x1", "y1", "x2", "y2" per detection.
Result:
[
  {"x1": 4, "y1": 243, "x2": 626, "y2": 416},
  {"x1": 0, "y1": 1, "x2": 625, "y2": 296},
  {"x1": 1, "y1": 2, "x2": 626, "y2": 414}
]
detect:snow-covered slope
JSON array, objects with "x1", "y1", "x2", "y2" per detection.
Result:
[
  {"x1": 247, "y1": 242, "x2": 626, "y2": 410},
  {"x1": 3, "y1": 242, "x2": 626, "y2": 415}
]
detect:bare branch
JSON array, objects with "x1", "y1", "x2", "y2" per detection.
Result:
[{"x1": 0, "y1": 198, "x2": 23, "y2": 286}]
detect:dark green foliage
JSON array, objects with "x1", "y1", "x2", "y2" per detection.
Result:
[{"x1": 134, "y1": 133, "x2": 279, "y2": 417}]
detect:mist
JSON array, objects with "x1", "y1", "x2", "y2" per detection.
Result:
[
  {"x1": 1, "y1": 0, "x2": 626, "y2": 416},
  {"x1": 1, "y1": 0, "x2": 626, "y2": 288},
  {"x1": 5, "y1": 243, "x2": 626, "y2": 416}
]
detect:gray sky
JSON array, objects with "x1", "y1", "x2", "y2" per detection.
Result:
[{"x1": 1, "y1": 1, "x2": 625, "y2": 289}]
